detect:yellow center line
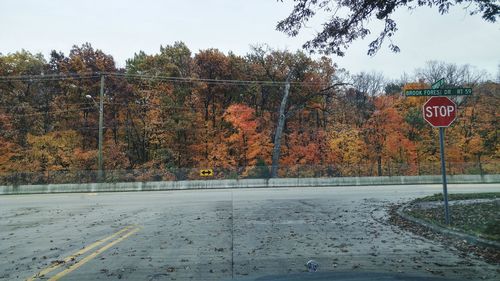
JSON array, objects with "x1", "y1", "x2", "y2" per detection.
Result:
[
  {"x1": 26, "y1": 225, "x2": 135, "y2": 281},
  {"x1": 48, "y1": 227, "x2": 141, "y2": 281}
]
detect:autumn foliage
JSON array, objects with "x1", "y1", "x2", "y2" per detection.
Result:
[{"x1": 0, "y1": 43, "x2": 498, "y2": 184}]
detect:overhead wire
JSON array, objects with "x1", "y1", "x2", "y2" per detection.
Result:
[
  {"x1": 0, "y1": 107, "x2": 95, "y2": 117},
  {"x1": 0, "y1": 72, "x2": 332, "y2": 87},
  {"x1": 108, "y1": 72, "x2": 329, "y2": 87},
  {"x1": 0, "y1": 102, "x2": 101, "y2": 109},
  {"x1": 0, "y1": 73, "x2": 100, "y2": 82},
  {"x1": 0, "y1": 119, "x2": 258, "y2": 134}
]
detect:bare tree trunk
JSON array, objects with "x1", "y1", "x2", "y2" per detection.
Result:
[
  {"x1": 323, "y1": 94, "x2": 332, "y2": 128},
  {"x1": 271, "y1": 81, "x2": 291, "y2": 178},
  {"x1": 377, "y1": 155, "x2": 382, "y2": 176}
]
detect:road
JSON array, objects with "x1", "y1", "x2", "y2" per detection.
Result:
[{"x1": 1, "y1": 184, "x2": 499, "y2": 281}]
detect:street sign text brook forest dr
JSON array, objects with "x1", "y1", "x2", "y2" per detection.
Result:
[{"x1": 405, "y1": 87, "x2": 472, "y2": 96}]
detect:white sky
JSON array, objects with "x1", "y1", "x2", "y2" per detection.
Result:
[{"x1": 1, "y1": 0, "x2": 499, "y2": 79}]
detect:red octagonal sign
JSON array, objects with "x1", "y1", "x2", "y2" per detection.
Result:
[{"x1": 423, "y1": 96, "x2": 457, "y2": 127}]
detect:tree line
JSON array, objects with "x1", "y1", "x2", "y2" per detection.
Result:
[{"x1": 0, "y1": 43, "x2": 498, "y2": 184}]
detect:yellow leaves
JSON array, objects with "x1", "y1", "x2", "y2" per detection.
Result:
[
  {"x1": 468, "y1": 136, "x2": 484, "y2": 155},
  {"x1": 2, "y1": 46, "x2": 499, "y2": 180},
  {"x1": 26, "y1": 130, "x2": 83, "y2": 171},
  {"x1": 457, "y1": 135, "x2": 484, "y2": 157},
  {"x1": 328, "y1": 127, "x2": 366, "y2": 168}
]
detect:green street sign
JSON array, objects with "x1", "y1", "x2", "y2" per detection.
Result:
[
  {"x1": 431, "y1": 78, "x2": 445, "y2": 89},
  {"x1": 405, "y1": 88, "x2": 472, "y2": 97}
]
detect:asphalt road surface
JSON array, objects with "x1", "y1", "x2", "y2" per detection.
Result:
[{"x1": 1, "y1": 184, "x2": 499, "y2": 281}]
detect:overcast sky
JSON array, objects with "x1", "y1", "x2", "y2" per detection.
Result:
[{"x1": 1, "y1": 0, "x2": 499, "y2": 79}]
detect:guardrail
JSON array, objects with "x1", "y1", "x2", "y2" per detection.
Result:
[
  {"x1": 1, "y1": 174, "x2": 499, "y2": 195},
  {"x1": 1, "y1": 162, "x2": 498, "y2": 186}
]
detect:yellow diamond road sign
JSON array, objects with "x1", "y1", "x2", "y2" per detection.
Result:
[{"x1": 200, "y1": 169, "x2": 213, "y2": 177}]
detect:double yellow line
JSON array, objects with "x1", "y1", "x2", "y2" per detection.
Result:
[{"x1": 27, "y1": 225, "x2": 140, "y2": 281}]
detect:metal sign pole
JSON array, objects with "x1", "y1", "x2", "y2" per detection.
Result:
[
  {"x1": 414, "y1": 78, "x2": 467, "y2": 226},
  {"x1": 439, "y1": 127, "x2": 450, "y2": 225}
]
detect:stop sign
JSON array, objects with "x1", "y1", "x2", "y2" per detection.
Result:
[{"x1": 423, "y1": 97, "x2": 457, "y2": 127}]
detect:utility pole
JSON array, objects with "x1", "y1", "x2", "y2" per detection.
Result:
[{"x1": 98, "y1": 74, "x2": 104, "y2": 182}]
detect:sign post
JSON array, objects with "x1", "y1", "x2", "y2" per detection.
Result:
[
  {"x1": 407, "y1": 78, "x2": 473, "y2": 225},
  {"x1": 438, "y1": 127, "x2": 450, "y2": 225},
  {"x1": 423, "y1": 96, "x2": 457, "y2": 225}
]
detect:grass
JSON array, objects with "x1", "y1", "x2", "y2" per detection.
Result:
[
  {"x1": 412, "y1": 192, "x2": 500, "y2": 202},
  {"x1": 406, "y1": 193, "x2": 500, "y2": 242}
]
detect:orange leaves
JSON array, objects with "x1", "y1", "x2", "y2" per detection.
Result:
[
  {"x1": 222, "y1": 104, "x2": 272, "y2": 173},
  {"x1": 72, "y1": 148, "x2": 97, "y2": 170},
  {"x1": 1, "y1": 45, "x2": 498, "y2": 181},
  {"x1": 224, "y1": 104, "x2": 258, "y2": 133},
  {"x1": 0, "y1": 113, "x2": 13, "y2": 132},
  {"x1": 362, "y1": 95, "x2": 417, "y2": 174},
  {"x1": 0, "y1": 137, "x2": 21, "y2": 173},
  {"x1": 282, "y1": 132, "x2": 320, "y2": 165},
  {"x1": 103, "y1": 134, "x2": 130, "y2": 170}
]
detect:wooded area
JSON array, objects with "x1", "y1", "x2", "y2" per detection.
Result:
[{"x1": 0, "y1": 43, "x2": 498, "y2": 184}]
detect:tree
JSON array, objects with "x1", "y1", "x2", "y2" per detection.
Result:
[
  {"x1": 351, "y1": 71, "x2": 386, "y2": 97},
  {"x1": 223, "y1": 104, "x2": 272, "y2": 175},
  {"x1": 384, "y1": 82, "x2": 403, "y2": 95},
  {"x1": 451, "y1": 82, "x2": 499, "y2": 173},
  {"x1": 249, "y1": 48, "x2": 343, "y2": 178},
  {"x1": 362, "y1": 96, "x2": 416, "y2": 176},
  {"x1": 415, "y1": 61, "x2": 487, "y2": 87},
  {"x1": 1, "y1": 44, "x2": 499, "y2": 183},
  {"x1": 496, "y1": 64, "x2": 500, "y2": 83},
  {"x1": 50, "y1": 43, "x2": 118, "y2": 152},
  {"x1": 27, "y1": 130, "x2": 82, "y2": 171},
  {"x1": 277, "y1": 0, "x2": 499, "y2": 56},
  {"x1": 126, "y1": 41, "x2": 192, "y2": 77},
  {"x1": 0, "y1": 51, "x2": 48, "y2": 145},
  {"x1": 125, "y1": 43, "x2": 197, "y2": 168},
  {"x1": 328, "y1": 125, "x2": 367, "y2": 176},
  {"x1": 338, "y1": 87, "x2": 374, "y2": 127}
]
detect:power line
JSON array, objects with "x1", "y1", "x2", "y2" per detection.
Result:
[
  {"x1": 108, "y1": 72, "x2": 329, "y2": 86},
  {"x1": 1, "y1": 125, "x2": 327, "y2": 135},
  {"x1": 0, "y1": 102, "x2": 98, "y2": 109},
  {"x1": 0, "y1": 107, "x2": 95, "y2": 117},
  {"x1": 0, "y1": 72, "x2": 333, "y2": 87},
  {"x1": 106, "y1": 102, "x2": 265, "y2": 111},
  {"x1": 0, "y1": 73, "x2": 100, "y2": 83}
]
